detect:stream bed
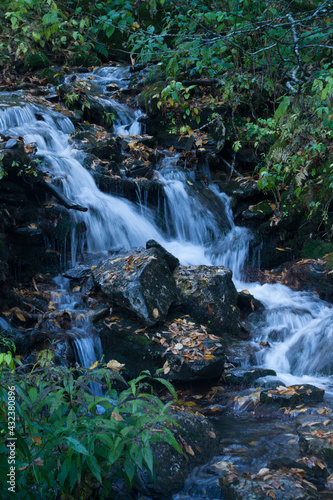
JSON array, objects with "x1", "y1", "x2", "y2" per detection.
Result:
[{"x1": 1, "y1": 63, "x2": 333, "y2": 498}]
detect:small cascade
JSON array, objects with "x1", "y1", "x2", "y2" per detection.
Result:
[
  {"x1": 245, "y1": 282, "x2": 333, "y2": 390},
  {"x1": 52, "y1": 276, "x2": 103, "y2": 395},
  {"x1": 158, "y1": 154, "x2": 224, "y2": 245}
]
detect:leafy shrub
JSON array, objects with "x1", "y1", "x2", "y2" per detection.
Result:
[{"x1": 0, "y1": 349, "x2": 181, "y2": 499}]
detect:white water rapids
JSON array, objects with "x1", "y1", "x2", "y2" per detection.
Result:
[{"x1": 0, "y1": 65, "x2": 333, "y2": 394}]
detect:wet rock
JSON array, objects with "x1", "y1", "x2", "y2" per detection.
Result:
[
  {"x1": 309, "y1": 261, "x2": 333, "y2": 301},
  {"x1": 174, "y1": 265, "x2": 240, "y2": 338},
  {"x1": 137, "y1": 82, "x2": 166, "y2": 116},
  {"x1": 58, "y1": 82, "x2": 114, "y2": 129},
  {"x1": 5, "y1": 139, "x2": 18, "y2": 149},
  {"x1": 260, "y1": 384, "x2": 325, "y2": 407},
  {"x1": 225, "y1": 341, "x2": 260, "y2": 367},
  {"x1": 218, "y1": 461, "x2": 319, "y2": 499},
  {"x1": 63, "y1": 264, "x2": 92, "y2": 281},
  {"x1": 97, "y1": 313, "x2": 165, "y2": 380},
  {"x1": 85, "y1": 306, "x2": 109, "y2": 324},
  {"x1": 225, "y1": 367, "x2": 276, "y2": 387},
  {"x1": 93, "y1": 247, "x2": 178, "y2": 326},
  {"x1": 134, "y1": 410, "x2": 220, "y2": 498},
  {"x1": 241, "y1": 200, "x2": 273, "y2": 223},
  {"x1": 98, "y1": 312, "x2": 224, "y2": 382},
  {"x1": 72, "y1": 128, "x2": 122, "y2": 164},
  {"x1": 146, "y1": 239, "x2": 179, "y2": 272},
  {"x1": 297, "y1": 413, "x2": 333, "y2": 469},
  {"x1": 237, "y1": 291, "x2": 264, "y2": 315}
]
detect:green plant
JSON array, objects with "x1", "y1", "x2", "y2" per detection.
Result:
[
  {"x1": 64, "y1": 91, "x2": 79, "y2": 108},
  {"x1": 0, "y1": 352, "x2": 181, "y2": 499}
]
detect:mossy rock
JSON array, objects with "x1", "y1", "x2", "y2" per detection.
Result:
[
  {"x1": 242, "y1": 200, "x2": 273, "y2": 222},
  {"x1": 39, "y1": 68, "x2": 65, "y2": 85},
  {"x1": 68, "y1": 51, "x2": 101, "y2": 67},
  {"x1": 301, "y1": 240, "x2": 333, "y2": 260},
  {"x1": 137, "y1": 82, "x2": 166, "y2": 116},
  {"x1": 24, "y1": 51, "x2": 50, "y2": 70}
]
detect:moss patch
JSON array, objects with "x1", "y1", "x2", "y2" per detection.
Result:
[
  {"x1": 24, "y1": 51, "x2": 50, "y2": 70},
  {"x1": 137, "y1": 82, "x2": 166, "y2": 115},
  {"x1": 301, "y1": 240, "x2": 333, "y2": 260}
]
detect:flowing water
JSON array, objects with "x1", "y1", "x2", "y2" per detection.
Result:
[{"x1": 1, "y1": 64, "x2": 333, "y2": 497}]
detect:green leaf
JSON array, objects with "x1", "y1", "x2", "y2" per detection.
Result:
[
  {"x1": 87, "y1": 455, "x2": 102, "y2": 482},
  {"x1": 274, "y1": 96, "x2": 291, "y2": 120},
  {"x1": 124, "y1": 456, "x2": 136, "y2": 486},
  {"x1": 66, "y1": 437, "x2": 90, "y2": 456},
  {"x1": 143, "y1": 446, "x2": 153, "y2": 474},
  {"x1": 154, "y1": 377, "x2": 178, "y2": 400}
]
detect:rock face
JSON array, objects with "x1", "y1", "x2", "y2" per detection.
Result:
[
  {"x1": 134, "y1": 410, "x2": 220, "y2": 498},
  {"x1": 297, "y1": 413, "x2": 333, "y2": 469},
  {"x1": 97, "y1": 311, "x2": 225, "y2": 382},
  {"x1": 218, "y1": 461, "x2": 319, "y2": 499},
  {"x1": 174, "y1": 265, "x2": 240, "y2": 338},
  {"x1": 93, "y1": 247, "x2": 178, "y2": 326},
  {"x1": 260, "y1": 384, "x2": 325, "y2": 407}
]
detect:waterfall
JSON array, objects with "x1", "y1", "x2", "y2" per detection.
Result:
[{"x1": 1, "y1": 65, "x2": 333, "y2": 395}]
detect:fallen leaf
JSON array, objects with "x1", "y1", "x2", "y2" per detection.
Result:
[
  {"x1": 15, "y1": 311, "x2": 26, "y2": 322},
  {"x1": 163, "y1": 360, "x2": 171, "y2": 375},
  {"x1": 112, "y1": 412, "x2": 124, "y2": 422},
  {"x1": 89, "y1": 360, "x2": 99, "y2": 370},
  {"x1": 107, "y1": 359, "x2": 125, "y2": 371},
  {"x1": 153, "y1": 308, "x2": 159, "y2": 319},
  {"x1": 257, "y1": 468, "x2": 270, "y2": 477}
]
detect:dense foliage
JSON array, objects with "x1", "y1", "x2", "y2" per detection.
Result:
[
  {"x1": 0, "y1": 346, "x2": 180, "y2": 499},
  {"x1": 1, "y1": 0, "x2": 332, "y2": 230}
]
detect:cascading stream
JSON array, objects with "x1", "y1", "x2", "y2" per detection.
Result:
[{"x1": 1, "y1": 64, "x2": 333, "y2": 395}]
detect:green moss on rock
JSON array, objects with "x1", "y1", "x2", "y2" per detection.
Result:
[
  {"x1": 24, "y1": 51, "x2": 50, "y2": 70},
  {"x1": 138, "y1": 82, "x2": 166, "y2": 116},
  {"x1": 39, "y1": 68, "x2": 65, "y2": 85},
  {"x1": 68, "y1": 51, "x2": 101, "y2": 67},
  {"x1": 301, "y1": 240, "x2": 333, "y2": 260}
]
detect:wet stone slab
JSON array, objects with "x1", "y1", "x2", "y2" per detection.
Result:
[
  {"x1": 217, "y1": 460, "x2": 320, "y2": 499},
  {"x1": 260, "y1": 384, "x2": 325, "y2": 407}
]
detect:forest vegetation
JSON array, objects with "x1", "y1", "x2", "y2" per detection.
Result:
[{"x1": 0, "y1": 0, "x2": 333, "y2": 498}]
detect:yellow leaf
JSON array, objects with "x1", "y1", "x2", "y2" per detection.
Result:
[
  {"x1": 89, "y1": 360, "x2": 99, "y2": 370},
  {"x1": 276, "y1": 247, "x2": 286, "y2": 251},
  {"x1": 208, "y1": 431, "x2": 216, "y2": 439},
  {"x1": 28, "y1": 223, "x2": 37, "y2": 229},
  {"x1": 30, "y1": 436, "x2": 42, "y2": 446},
  {"x1": 107, "y1": 359, "x2": 125, "y2": 371},
  {"x1": 112, "y1": 412, "x2": 124, "y2": 421},
  {"x1": 184, "y1": 442, "x2": 195, "y2": 455},
  {"x1": 163, "y1": 360, "x2": 170, "y2": 374},
  {"x1": 15, "y1": 312, "x2": 26, "y2": 322},
  {"x1": 153, "y1": 308, "x2": 159, "y2": 319}
]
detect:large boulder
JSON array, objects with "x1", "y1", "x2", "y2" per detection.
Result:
[
  {"x1": 93, "y1": 247, "x2": 178, "y2": 326},
  {"x1": 297, "y1": 413, "x2": 333, "y2": 470},
  {"x1": 174, "y1": 266, "x2": 240, "y2": 338},
  {"x1": 260, "y1": 384, "x2": 325, "y2": 407},
  {"x1": 218, "y1": 460, "x2": 319, "y2": 499},
  {"x1": 97, "y1": 311, "x2": 225, "y2": 382}
]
